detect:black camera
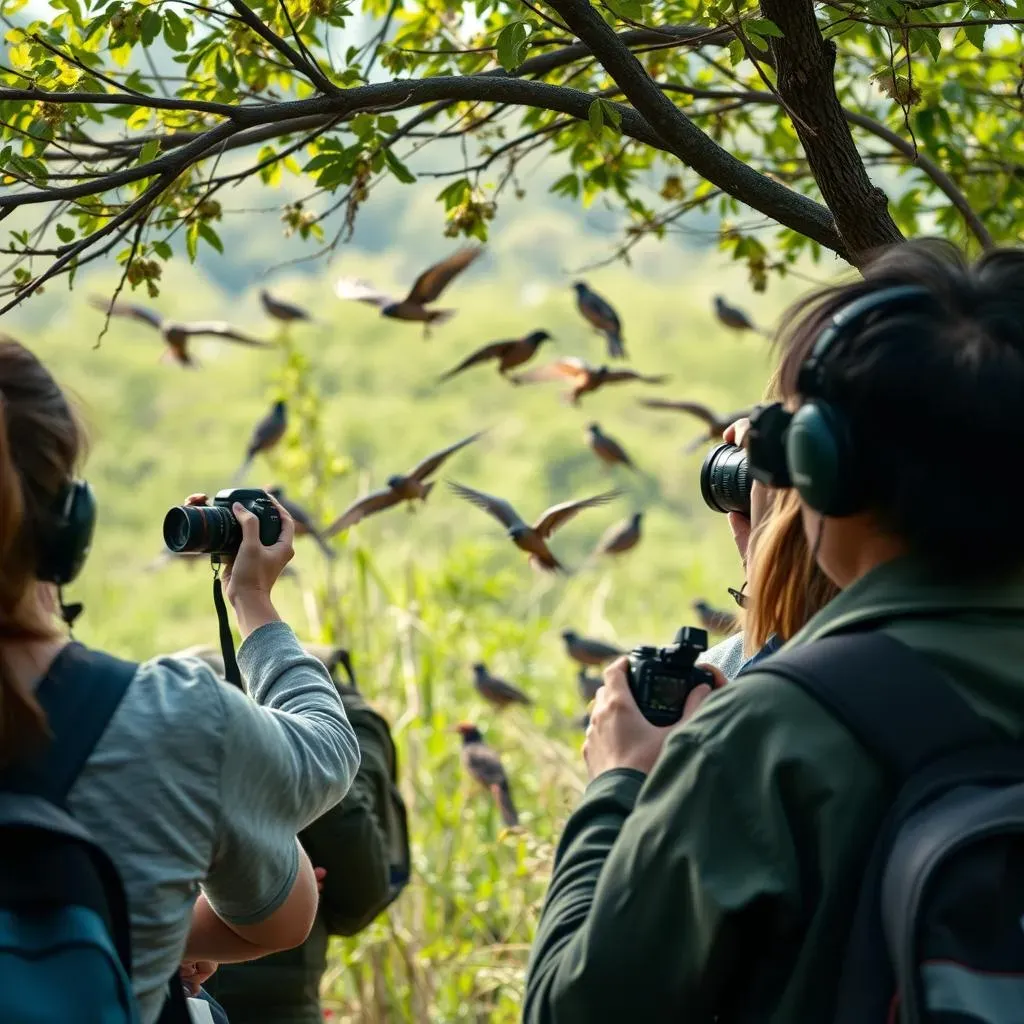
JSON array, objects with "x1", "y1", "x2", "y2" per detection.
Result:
[
  {"x1": 627, "y1": 626, "x2": 714, "y2": 726},
  {"x1": 162, "y1": 488, "x2": 282, "y2": 557},
  {"x1": 700, "y1": 442, "x2": 751, "y2": 517}
]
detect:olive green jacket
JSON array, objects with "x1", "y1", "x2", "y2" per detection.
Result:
[
  {"x1": 524, "y1": 556, "x2": 1024, "y2": 1023},
  {"x1": 205, "y1": 687, "x2": 408, "y2": 1024}
]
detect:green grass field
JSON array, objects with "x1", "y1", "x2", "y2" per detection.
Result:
[{"x1": 10, "y1": 233, "x2": 823, "y2": 1021}]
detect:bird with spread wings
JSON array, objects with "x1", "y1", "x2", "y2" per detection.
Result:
[
  {"x1": 513, "y1": 357, "x2": 668, "y2": 406},
  {"x1": 639, "y1": 399, "x2": 754, "y2": 453}
]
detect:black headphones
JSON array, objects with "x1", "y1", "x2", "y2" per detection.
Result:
[
  {"x1": 36, "y1": 480, "x2": 97, "y2": 586},
  {"x1": 747, "y1": 285, "x2": 930, "y2": 517}
]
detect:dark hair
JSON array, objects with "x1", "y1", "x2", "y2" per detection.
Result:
[
  {"x1": 776, "y1": 239, "x2": 1024, "y2": 580},
  {"x1": 0, "y1": 336, "x2": 84, "y2": 762}
]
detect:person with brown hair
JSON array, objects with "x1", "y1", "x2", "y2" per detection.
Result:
[{"x1": 0, "y1": 336, "x2": 361, "y2": 1024}]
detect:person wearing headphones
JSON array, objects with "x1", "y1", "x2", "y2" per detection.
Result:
[
  {"x1": 524, "y1": 240, "x2": 1024, "y2": 1022},
  {"x1": 0, "y1": 337, "x2": 360, "y2": 1024}
]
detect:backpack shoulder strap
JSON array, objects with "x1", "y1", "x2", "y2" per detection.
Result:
[{"x1": 755, "y1": 632, "x2": 1000, "y2": 780}]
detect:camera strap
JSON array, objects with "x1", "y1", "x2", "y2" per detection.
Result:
[{"x1": 211, "y1": 565, "x2": 243, "y2": 690}]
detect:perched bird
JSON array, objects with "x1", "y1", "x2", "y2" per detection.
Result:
[
  {"x1": 639, "y1": 399, "x2": 753, "y2": 454},
  {"x1": 573, "y1": 281, "x2": 626, "y2": 359},
  {"x1": 586, "y1": 423, "x2": 636, "y2": 471},
  {"x1": 326, "y1": 431, "x2": 484, "y2": 536},
  {"x1": 266, "y1": 486, "x2": 334, "y2": 560},
  {"x1": 561, "y1": 629, "x2": 624, "y2": 667},
  {"x1": 88, "y1": 297, "x2": 270, "y2": 367},
  {"x1": 472, "y1": 663, "x2": 532, "y2": 709},
  {"x1": 234, "y1": 400, "x2": 287, "y2": 483},
  {"x1": 438, "y1": 330, "x2": 552, "y2": 384},
  {"x1": 693, "y1": 598, "x2": 739, "y2": 636},
  {"x1": 260, "y1": 289, "x2": 313, "y2": 324},
  {"x1": 594, "y1": 512, "x2": 643, "y2": 557},
  {"x1": 335, "y1": 247, "x2": 483, "y2": 336},
  {"x1": 513, "y1": 357, "x2": 668, "y2": 406},
  {"x1": 577, "y1": 667, "x2": 603, "y2": 704},
  {"x1": 713, "y1": 295, "x2": 770, "y2": 337},
  {"x1": 448, "y1": 482, "x2": 620, "y2": 573},
  {"x1": 454, "y1": 722, "x2": 519, "y2": 827}
]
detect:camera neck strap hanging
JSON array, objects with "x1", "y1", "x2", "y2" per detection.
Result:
[{"x1": 211, "y1": 562, "x2": 243, "y2": 690}]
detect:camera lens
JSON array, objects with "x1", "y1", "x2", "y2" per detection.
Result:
[
  {"x1": 162, "y1": 505, "x2": 238, "y2": 554},
  {"x1": 700, "y1": 443, "x2": 752, "y2": 517}
]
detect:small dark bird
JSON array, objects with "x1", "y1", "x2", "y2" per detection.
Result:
[
  {"x1": 594, "y1": 512, "x2": 643, "y2": 557},
  {"x1": 260, "y1": 289, "x2": 313, "y2": 324},
  {"x1": 561, "y1": 629, "x2": 624, "y2": 667},
  {"x1": 586, "y1": 423, "x2": 636, "y2": 471},
  {"x1": 639, "y1": 399, "x2": 754, "y2": 454},
  {"x1": 438, "y1": 330, "x2": 552, "y2": 384},
  {"x1": 472, "y1": 663, "x2": 532, "y2": 709},
  {"x1": 454, "y1": 722, "x2": 519, "y2": 827},
  {"x1": 513, "y1": 357, "x2": 668, "y2": 406},
  {"x1": 577, "y1": 667, "x2": 603, "y2": 704},
  {"x1": 326, "y1": 431, "x2": 484, "y2": 536},
  {"x1": 335, "y1": 247, "x2": 483, "y2": 336},
  {"x1": 693, "y1": 598, "x2": 739, "y2": 636},
  {"x1": 448, "y1": 482, "x2": 620, "y2": 573},
  {"x1": 573, "y1": 281, "x2": 626, "y2": 359},
  {"x1": 713, "y1": 295, "x2": 770, "y2": 337},
  {"x1": 234, "y1": 400, "x2": 287, "y2": 483},
  {"x1": 89, "y1": 297, "x2": 270, "y2": 366},
  {"x1": 266, "y1": 486, "x2": 334, "y2": 560}
]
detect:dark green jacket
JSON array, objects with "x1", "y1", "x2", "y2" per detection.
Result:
[
  {"x1": 205, "y1": 687, "x2": 407, "y2": 1024},
  {"x1": 524, "y1": 557, "x2": 1024, "y2": 1023}
]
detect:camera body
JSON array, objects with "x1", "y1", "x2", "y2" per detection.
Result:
[
  {"x1": 162, "y1": 488, "x2": 282, "y2": 557},
  {"x1": 627, "y1": 626, "x2": 714, "y2": 726}
]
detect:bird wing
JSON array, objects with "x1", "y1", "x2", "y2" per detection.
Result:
[
  {"x1": 534, "y1": 489, "x2": 621, "y2": 538},
  {"x1": 579, "y1": 290, "x2": 621, "y2": 332},
  {"x1": 438, "y1": 340, "x2": 514, "y2": 381},
  {"x1": 326, "y1": 488, "x2": 403, "y2": 535},
  {"x1": 484, "y1": 674, "x2": 531, "y2": 704},
  {"x1": 262, "y1": 292, "x2": 310, "y2": 320},
  {"x1": 639, "y1": 399, "x2": 717, "y2": 426},
  {"x1": 335, "y1": 277, "x2": 393, "y2": 308},
  {"x1": 408, "y1": 430, "x2": 485, "y2": 481},
  {"x1": 183, "y1": 322, "x2": 271, "y2": 346},
  {"x1": 513, "y1": 357, "x2": 591, "y2": 385},
  {"x1": 465, "y1": 743, "x2": 508, "y2": 788},
  {"x1": 407, "y1": 246, "x2": 483, "y2": 304},
  {"x1": 447, "y1": 481, "x2": 526, "y2": 531},
  {"x1": 88, "y1": 296, "x2": 164, "y2": 329},
  {"x1": 606, "y1": 370, "x2": 669, "y2": 385}
]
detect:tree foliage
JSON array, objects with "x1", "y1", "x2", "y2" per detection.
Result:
[{"x1": 1, "y1": 0, "x2": 1022, "y2": 309}]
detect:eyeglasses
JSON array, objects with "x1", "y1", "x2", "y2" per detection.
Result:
[{"x1": 728, "y1": 583, "x2": 748, "y2": 609}]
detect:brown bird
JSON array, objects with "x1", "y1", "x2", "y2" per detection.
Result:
[
  {"x1": 234, "y1": 400, "x2": 287, "y2": 483},
  {"x1": 260, "y1": 289, "x2": 313, "y2": 324},
  {"x1": 447, "y1": 482, "x2": 620, "y2": 573},
  {"x1": 438, "y1": 329, "x2": 552, "y2": 384},
  {"x1": 266, "y1": 486, "x2": 334, "y2": 560},
  {"x1": 89, "y1": 297, "x2": 270, "y2": 367},
  {"x1": 713, "y1": 295, "x2": 771, "y2": 337},
  {"x1": 513, "y1": 357, "x2": 668, "y2": 406},
  {"x1": 693, "y1": 598, "x2": 738, "y2": 636},
  {"x1": 577, "y1": 667, "x2": 603, "y2": 704},
  {"x1": 454, "y1": 722, "x2": 519, "y2": 827},
  {"x1": 594, "y1": 511, "x2": 643, "y2": 557},
  {"x1": 561, "y1": 629, "x2": 624, "y2": 667},
  {"x1": 573, "y1": 282, "x2": 626, "y2": 359},
  {"x1": 335, "y1": 247, "x2": 483, "y2": 337},
  {"x1": 639, "y1": 399, "x2": 754, "y2": 454},
  {"x1": 326, "y1": 431, "x2": 484, "y2": 536},
  {"x1": 586, "y1": 422, "x2": 636, "y2": 471},
  {"x1": 472, "y1": 663, "x2": 532, "y2": 709}
]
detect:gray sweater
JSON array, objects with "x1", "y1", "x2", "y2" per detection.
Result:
[{"x1": 701, "y1": 632, "x2": 747, "y2": 679}]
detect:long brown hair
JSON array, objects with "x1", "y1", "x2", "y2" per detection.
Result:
[{"x1": 0, "y1": 337, "x2": 84, "y2": 763}]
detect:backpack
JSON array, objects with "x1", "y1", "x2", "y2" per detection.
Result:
[
  {"x1": 0, "y1": 643, "x2": 142, "y2": 1024},
  {"x1": 759, "y1": 631, "x2": 1024, "y2": 1024}
]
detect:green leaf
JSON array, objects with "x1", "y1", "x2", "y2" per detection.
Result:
[
  {"x1": 185, "y1": 219, "x2": 199, "y2": 262},
  {"x1": 727, "y1": 37, "x2": 746, "y2": 66},
  {"x1": 744, "y1": 18, "x2": 782, "y2": 38},
  {"x1": 138, "y1": 138, "x2": 160, "y2": 165},
  {"x1": 495, "y1": 21, "x2": 528, "y2": 72},
  {"x1": 151, "y1": 240, "x2": 172, "y2": 260},
  {"x1": 598, "y1": 99, "x2": 621, "y2": 132},
  {"x1": 163, "y1": 10, "x2": 187, "y2": 51},
  {"x1": 197, "y1": 221, "x2": 223, "y2": 253},
  {"x1": 588, "y1": 98, "x2": 603, "y2": 135},
  {"x1": 56, "y1": 223, "x2": 75, "y2": 242},
  {"x1": 437, "y1": 178, "x2": 471, "y2": 209},
  {"x1": 963, "y1": 20, "x2": 987, "y2": 52},
  {"x1": 382, "y1": 147, "x2": 415, "y2": 184},
  {"x1": 139, "y1": 7, "x2": 160, "y2": 46}
]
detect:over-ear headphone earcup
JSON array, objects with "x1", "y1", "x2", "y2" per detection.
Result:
[
  {"x1": 785, "y1": 402, "x2": 860, "y2": 517},
  {"x1": 36, "y1": 480, "x2": 97, "y2": 585}
]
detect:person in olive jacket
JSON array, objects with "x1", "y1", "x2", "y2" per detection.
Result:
[
  {"x1": 181, "y1": 645, "x2": 409, "y2": 1024},
  {"x1": 524, "y1": 241, "x2": 1024, "y2": 1023}
]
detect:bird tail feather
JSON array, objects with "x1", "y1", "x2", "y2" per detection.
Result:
[
  {"x1": 312, "y1": 530, "x2": 337, "y2": 561},
  {"x1": 420, "y1": 481, "x2": 436, "y2": 503},
  {"x1": 608, "y1": 332, "x2": 627, "y2": 359},
  {"x1": 427, "y1": 308, "x2": 457, "y2": 325},
  {"x1": 492, "y1": 782, "x2": 519, "y2": 827},
  {"x1": 232, "y1": 457, "x2": 252, "y2": 486}
]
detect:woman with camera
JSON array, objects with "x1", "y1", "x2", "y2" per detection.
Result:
[{"x1": 0, "y1": 337, "x2": 360, "y2": 1024}]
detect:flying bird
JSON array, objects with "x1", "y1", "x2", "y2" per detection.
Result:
[
  {"x1": 454, "y1": 722, "x2": 519, "y2": 827},
  {"x1": 438, "y1": 330, "x2": 552, "y2": 384},
  {"x1": 713, "y1": 295, "x2": 770, "y2": 337},
  {"x1": 560, "y1": 629, "x2": 624, "y2": 667},
  {"x1": 577, "y1": 667, "x2": 603, "y2": 704},
  {"x1": 693, "y1": 598, "x2": 739, "y2": 636},
  {"x1": 594, "y1": 512, "x2": 643, "y2": 557},
  {"x1": 88, "y1": 297, "x2": 270, "y2": 366},
  {"x1": 472, "y1": 663, "x2": 532, "y2": 709},
  {"x1": 639, "y1": 399, "x2": 754, "y2": 454},
  {"x1": 512, "y1": 357, "x2": 668, "y2": 406},
  {"x1": 260, "y1": 289, "x2": 313, "y2": 324},
  {"x1": 335, "y1": 247, "x2": 483, "y2": 336},
  {"x1": 573, "y1": 281, "x2": 626, "y2": 359},
  {"x1": 586, "y1": 423, "x2": 636, "y2": 471},
  {"x1": 326, "y1": 431, "x2": 484, "y2": 536},
  {"x1": 266, "y1": 486, "x2": 334, "y2": 560},
  {"x1": 448, "y1": 482, "x2": 620, "y2": 573},
  {"x1": 234, "y1": 400, "x2": 287, "y2": 483}
]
